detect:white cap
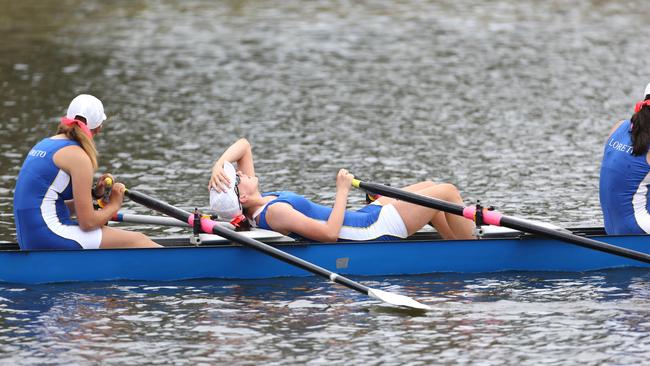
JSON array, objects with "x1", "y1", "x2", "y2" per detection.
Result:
[
  {"x1": 66, "y1": 94, "x2": 107, "y2": 129},
  {"x1": 645, "y1": 82, "x2": 650, "y2": 99},
  {"x1": 209, "y1": 161, "x2": 242, "y2": 221}
]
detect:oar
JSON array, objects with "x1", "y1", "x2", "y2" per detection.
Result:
[
  {"x1": 352, "y1": 179, "x2": 650, "y2": 264},
  {"x1": 123, "y1": 188, "x2": 431, "y2": 310},
  {"x1": 111, "y1": 212, "x2": 199, "y2": 227}
]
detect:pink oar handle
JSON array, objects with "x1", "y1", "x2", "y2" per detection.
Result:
[
  {"x1": 462, "y1": 207, "x2": 503, "y2": 226},
  {"x1": 187, "y1": 215, "x2": 221, "y2": 233}
]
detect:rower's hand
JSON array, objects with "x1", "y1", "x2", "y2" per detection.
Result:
[
  {"x1": 93, "y1": 173, "x2": 115, "y2": 198},
  {"x1": 107, "y1": 183, "x2": 125, "y2": 208},
  {"x1": 209, "y1": 162, "x2": 231, "y2": 192},
  {"x1": 336, "y1": 169, "x2": 354, "y2": 193}
]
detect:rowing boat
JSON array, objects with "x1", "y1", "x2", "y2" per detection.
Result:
[{"x1": 0, "y1": 226, "x2": 648, "y2": 284}]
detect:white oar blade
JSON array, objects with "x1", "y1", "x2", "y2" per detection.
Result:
[{"x1": 368, "y1": 289, "x2": 431, "y2": 311}]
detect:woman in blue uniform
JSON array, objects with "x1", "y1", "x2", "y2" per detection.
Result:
[
  {"x1": 208, "y1": 138, "x2": 475, "y2": 241},
  {"x1": 13, "y1": 94, "x2": 159, "y2": 249},
  {"x1": 600, "y1": 82, "x2": 650, "y2": 234}
]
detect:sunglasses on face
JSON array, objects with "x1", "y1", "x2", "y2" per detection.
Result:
[{"x1": 234, "y1": 173, "x2": 242, "y2": 210}]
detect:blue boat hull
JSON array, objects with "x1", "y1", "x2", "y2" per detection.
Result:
[{"x1": 1, "y1": 233, "x2": 649, "y2": 284}]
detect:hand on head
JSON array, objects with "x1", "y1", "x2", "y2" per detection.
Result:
[{"x1": 209, "y1": 163, "x2": 232, "y2": 192}]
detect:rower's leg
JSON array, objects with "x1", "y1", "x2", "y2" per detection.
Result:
[
  {"x1": 444, "y1": 210, "x2": 475, "y2": 240},
  {"x1": 429, "y1": 210, "x2": 455, "y2": 238},
  {"x1": 374, "y1": 181, "x2": 446, "y2": 235},
  {"x1": 374, "y1": 181, "x2": 436, "y2": 206},
  {"x1": 100, "y1": 226, "x2": 161, "y2": 248},
  {"x1": 424, "y1": 184, "x2": 475, "y2": 239},
  {"x1": 391, "y1": 183, "x2": 475, "y2": 240}
]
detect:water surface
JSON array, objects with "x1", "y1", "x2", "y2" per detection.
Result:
[
  {"x1": 1, "y1": 271, "x2": 649, "y2": 365},
  {"x1": 1, "y1": 0, "x2": 649, "y2": 364}
]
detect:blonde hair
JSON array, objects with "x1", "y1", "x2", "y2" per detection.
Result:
[{"x1": 56, "y1": 122, "x2": 98, "y2": 170}]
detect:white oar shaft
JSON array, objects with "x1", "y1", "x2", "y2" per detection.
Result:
[
  {"x1": 114, "y1": 213, "x2": 239, "y2": 231},
  {"x1": 112, "y1": 213, "x2": 188, "y2": 227}
]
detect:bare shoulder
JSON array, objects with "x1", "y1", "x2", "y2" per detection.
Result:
[
  {"x1": 265, "y1": 202, "x2": 294, "y2": 219},
  {"x1": 607, "y1": 120, "x2": 626, "y2": 138},
  {"x1": 53, "y1": 145, "x2": 91, "y2": 172},
  {"x1": 264, "y1": 203, "x2": 299, "y2": 232}
]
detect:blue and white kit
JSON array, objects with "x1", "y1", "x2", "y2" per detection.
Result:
[
  {"x1": 600, "y1": 120, "x2": 650, "y2": 234},
  {"x1": 254, "y1": 191, "x2": 408, "y2": 241},
  {"x1": 13, "y1": 138, "x2": 102, "y2": 250}
]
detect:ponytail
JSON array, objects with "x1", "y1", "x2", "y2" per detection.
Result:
[
  {"x1": 56, "y1": 123, "x2": 99, "y2": 170},
  {"x1": 630, "y1": 103, "x2": 650, "y2": 156}
]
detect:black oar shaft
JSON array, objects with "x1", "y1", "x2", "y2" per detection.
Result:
[
  {"x1": 354, "y1": 180, "x2": 650, "y2": 265},
  {"x1": 204, "y1": 221, "x2": 371, "y2": 293},
  {"x1": 124, "y1": 190, "x2": 370, "y2": 294},
  {"x1": 500, "y1": 216, "x2": 650, "y2": 264},
  {"x1": 126, "y1": 190, "x2": 190, "y2": 220},
  {"x1": 359, "y1": 181, "x2": 465, "y2": 216}
]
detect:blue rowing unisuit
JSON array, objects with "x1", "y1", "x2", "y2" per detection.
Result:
[
  {"x1": 600, "y1": 120, "x2": 650, "y2": 234},
  {"x1": 13, "y1": 138, "x2": 82, "y2": 249},
  {"x1": 256, "y1": 191, "x2": 404, "y2": 241}
]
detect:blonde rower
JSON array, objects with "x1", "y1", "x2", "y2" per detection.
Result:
[{"x1": 13, "y1": 94, "x2": 159, "y2": 249}]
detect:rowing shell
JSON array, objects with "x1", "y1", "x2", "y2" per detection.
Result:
[{"x1": 0, "y1": 226, "x2": 648, "y2": 284}]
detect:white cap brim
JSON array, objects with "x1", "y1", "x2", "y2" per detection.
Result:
[{"x1": 645, "y1": 82, "x2": 650, "y2": 99}]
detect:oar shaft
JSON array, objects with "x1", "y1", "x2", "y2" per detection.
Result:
[
  {"x1": 126, "y1": 190, "x2": 190, "y2": 220},
  {"x1": 353, "y1": 180, "x2": 650, "y2": 265},
  {"x1": 204, "y1": 219, "x2": 371, "y2": 293},
  {"x1": 112, "y1": 213, "x2": 188, "y2": 227},
  {"x1": 355, "y1": 180, "x2": 465, "y2": 216},
  {"x1": 124, "y1": 189, "x2": 371, "y2": 294},
  {"x1": 500, "y1": 215, "x2": 650, "y2": 264}
]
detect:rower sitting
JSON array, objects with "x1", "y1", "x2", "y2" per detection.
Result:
[
  {"x1": 600, "y1": 82, "x2": 650, "y2": 234},
  {"x1": 13, "y1": 95, "x2": 159, "y2": 249},
  {"x1": 208, "y1": 138, "x2": 475, "y2": 242}
]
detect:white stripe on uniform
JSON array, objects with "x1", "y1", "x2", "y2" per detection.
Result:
[
  {"x1": 338, "y1": 204, "x2": 408, "y2": 241},
  {"x1": 40, "y1": 169, "x2": 102, "y2": 249},
  {"x1": 632, "y1": 171, "x2": 650, "y2": 233}
]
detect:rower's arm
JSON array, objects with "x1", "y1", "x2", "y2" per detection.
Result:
[
  {"x1": 266, "y1": 170, "x2": 353, "y2": 242},
  {"x1": 53, "y1": 146, "x2": 120, "y2": 231},
  {"x1": 210, "y1": 138, "x2": 255, "y2": 190},
  {"x1": 214, "y1": 138, "x2": 255, "y2": 176},
  {"x1": 265, "y1": 203, "x2": 345, "y2": 242}
]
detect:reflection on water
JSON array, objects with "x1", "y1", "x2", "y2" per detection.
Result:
[
  {"x1": 1, "y1": 0, "x2": 650, "y2": 364},
  {"x1": 0, "y1": 270, "x2": 649, "y2": 364}
]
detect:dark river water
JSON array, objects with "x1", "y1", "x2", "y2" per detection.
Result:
[{"x1": 1, "y1": 0, "x2": 650, "y2": 364}]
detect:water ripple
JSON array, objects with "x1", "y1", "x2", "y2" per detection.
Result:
[{"x1": 1, "y1": 0, "x2": 650, "y2": 364}]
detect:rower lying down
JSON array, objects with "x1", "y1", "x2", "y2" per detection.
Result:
[
  {"x1": 109, "y1": 212, "x2": 570, "y2": 246},
  {"x1": 208, "y1": 138, "x2": 476, "y2": 242},
  {"x1": 164, "y1": 223, "x2": 574, "y2": 246}
]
